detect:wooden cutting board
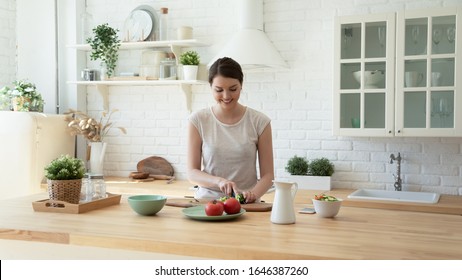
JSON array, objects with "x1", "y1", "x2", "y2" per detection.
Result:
[{"x1": 166, "y1": 198, "x2": 272, "y2": 212}]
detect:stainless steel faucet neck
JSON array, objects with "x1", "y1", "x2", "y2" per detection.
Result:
[{"x1": 390, "y1": 153, "x2": 402, "y2": 191}]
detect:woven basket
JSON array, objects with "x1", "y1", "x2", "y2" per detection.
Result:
[{"x1": 47, "y1": 179, "x2": 82, "y2": 204}]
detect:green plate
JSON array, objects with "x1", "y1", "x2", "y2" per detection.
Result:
[{"x1": 182, "y1": 205, "x2": 246, "y2": 221}]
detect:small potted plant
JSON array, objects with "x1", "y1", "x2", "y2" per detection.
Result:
[
  {"x1": 87, "y1": 23, "x2": 121, "y2": 79},
  {"x1": 179, "y1": 50, "x2": 200, "y2": 80},
  {"x1": 285, "y1": 156, "x2": 334, "y2": 190},
  {"x1": 44, "y1": 154, "x2": 86, "y2": 204},
  {"x1": 0, "y1": 79, "x2": 44, "y2": 112}
]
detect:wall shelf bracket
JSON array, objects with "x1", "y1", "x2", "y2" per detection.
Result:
[
  {"x1": 96, "y1": 84, "x2": 109, "y2": 111},
  {"x1": 180, "y1": 83, "x2": 192, "y2": 113}
]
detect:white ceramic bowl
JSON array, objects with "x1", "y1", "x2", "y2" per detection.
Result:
[
  {"x1": 353, "y1": 70, "x2": 385, "y2": 88},
  {"x1": 312, "y1": 198, "x2": 342, "y2": 218}
]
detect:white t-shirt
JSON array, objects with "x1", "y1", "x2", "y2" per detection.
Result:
[{"x1": 189, "y1": 106, "x2": 271, "y2": 199}]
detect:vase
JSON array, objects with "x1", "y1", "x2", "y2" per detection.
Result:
[
  {"x1": 100, "y1": 64, "x2": 108, "y2": 80},
  {"x1": 182, "y1": 65, "x2": 198, "y2": 80},
  {"x1": 89, "y1": 142, "x2": 107, "y2": 175}
]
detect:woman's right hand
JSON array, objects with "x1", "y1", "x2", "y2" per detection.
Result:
[{"x1": 217, "y1": 179, "x2": 237, "y2": 197}]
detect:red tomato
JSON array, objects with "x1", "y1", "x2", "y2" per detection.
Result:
[
  {"x1": 223, "y1": 197, "x2": 241, "y2": 214},
  {"x1": 205, "y1": 200, "x2": 224, "y2": 216}
]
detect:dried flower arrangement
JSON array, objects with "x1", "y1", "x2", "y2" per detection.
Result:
[{"x1": 64, "y1": 109, "x2": 126, "y2": 142}]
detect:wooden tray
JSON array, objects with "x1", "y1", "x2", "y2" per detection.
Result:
[
  {"x1": 32, "y1": 193, "x2": 122, "y2": 214},
  {"x1": 166, "y1": 198, "x2": 272, "y2": 212}
]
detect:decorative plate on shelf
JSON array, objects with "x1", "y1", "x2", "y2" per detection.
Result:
[
  {"x1": 123, "y1": 5, "x2": 156, "y2": 42},
  {"x1": 182, "y1": 205, "x2": 246, "y2": 221}
]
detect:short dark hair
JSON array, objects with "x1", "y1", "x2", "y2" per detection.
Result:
[{"x1": 208, "y1": 57, "x2": 244, "y2": 85}]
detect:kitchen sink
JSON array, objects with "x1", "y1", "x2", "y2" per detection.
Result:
[{"x1": 347, "y1": 189, "x2": 440, "y2": 204}]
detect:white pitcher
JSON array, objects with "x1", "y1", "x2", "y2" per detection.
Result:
[{"x1": 271, "y1": 180, "x2": 298, "y2": 224}]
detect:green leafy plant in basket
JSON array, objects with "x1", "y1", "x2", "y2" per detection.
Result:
[
  {"x1": 179, "y1": 50, "x2": 200, "y2": 65},
  {"x1": 44, "y1": 154, "x2": 85, "y2": 180},
  {"x1": 87, "y1": 23, "x2": 121, "y2": 78},
  {"x1": 0, "y1": 79, "x2": 44, "y2": 112},
  {"x1": 44, "y1": 155, "x2": 86, "y2": 204}
]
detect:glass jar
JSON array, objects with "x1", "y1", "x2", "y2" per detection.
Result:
[
  {"x1": 90, "y1": 174, "x2": 107, "y2": 199},
  {"x1": 159, "y1": 53, "x2": 177, "y2": 80},
  {"x1": 80, "y1": 173, "x2": 94, "y2": 202},
  {"x1": 159, "y1": 7, "x2": 169, "y2": 41}
]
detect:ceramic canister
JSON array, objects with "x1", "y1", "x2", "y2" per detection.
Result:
[{"x1": 141, "y1": 51, "x2": 167, "y2": 65}]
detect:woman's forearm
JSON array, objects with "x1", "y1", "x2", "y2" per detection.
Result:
[{"x1": 187, "y1": 169, "x2": 225, "y2": 191}]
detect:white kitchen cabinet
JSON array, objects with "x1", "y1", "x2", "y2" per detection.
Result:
[
  {"x1": 395, "y1": 7, "x2": 462, "y2": 136},
  {"x1": 333, "y1": 12, "x2": 396, "y2": 137},
  {"x1": 333, "y1": 7, "x2": 462, "y2": 137},
  {"x1": 68, "y1": 39, "x2": 210, "y2": 111}
]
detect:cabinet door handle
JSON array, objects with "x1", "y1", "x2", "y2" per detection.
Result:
[{"x1": 397, "y1": 130, "x2": 401, "y2": 133}]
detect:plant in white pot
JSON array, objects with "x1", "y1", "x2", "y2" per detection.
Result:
[
  {"x1": 179, "y1": 50, "x2": 200, "y2": 80},
  {"x1": 285, "y1": 156, "x2": 334, "y2": 190},
  {"x1": 64, "y1": 109, "x2": 126, "y2": 175}
]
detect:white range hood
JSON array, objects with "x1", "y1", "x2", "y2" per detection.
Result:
[{"x1": 208, "y1": 0, "x2": 288, "y2": 70}]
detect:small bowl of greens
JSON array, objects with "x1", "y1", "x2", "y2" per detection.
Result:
[{"x1": 312, "y1": 194, "x2": 342, "y2": 218}]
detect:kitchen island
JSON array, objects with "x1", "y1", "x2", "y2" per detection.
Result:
[{"x1": 0, "y1": 178, "x2": 461, "y2": 259}]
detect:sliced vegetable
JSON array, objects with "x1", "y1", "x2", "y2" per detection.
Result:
[
  {"x1": 314, "y1": 194, "x2": 339, "y2": 201},
  {"x1": 235, "y1": 193, "x2": 245, "y2": 204},
  {"x1": 221, "y1": 193, "x2": 246, "y2": 204}
]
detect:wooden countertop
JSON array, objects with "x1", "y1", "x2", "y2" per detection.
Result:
[{"x1": 2, "y1": 178, "x2": 462, "y2": 259}]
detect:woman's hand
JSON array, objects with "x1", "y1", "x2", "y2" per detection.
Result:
[
  {"x1": 242, "y1": 190, "x2": 256, "y2": 203},
  {"x1": 218, "y1": 179, "x2": 237, "y2": 197}
]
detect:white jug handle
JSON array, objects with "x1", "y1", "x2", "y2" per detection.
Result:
[{"x1": 291, "y1": 182, "x2": 298, "y2": 199}]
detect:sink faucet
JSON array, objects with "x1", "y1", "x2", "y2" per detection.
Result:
[{"x1": 389, "y1": 153, "x2": 402, "y2": 191}]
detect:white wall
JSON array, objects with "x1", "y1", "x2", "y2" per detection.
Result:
[
  {"x1": 3, "y1": 0, "x2": 461, "y2": 195},
  {"x1": 16, "y1": 0, "x2": 57, "y2": 113},
  {"x1": 0, "y1": 0, "x2": 16, "y2": 86},
  {"x1": 72, "y1": 0, "x2": 462, "y2": 196}
]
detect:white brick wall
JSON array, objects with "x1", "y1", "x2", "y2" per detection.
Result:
[
  {"x1": 3, "y1": 0, "x2": 458, "y2": 194},
  {"x1": 0, "y1": 0, "x2": 16, "y2": 86},
  {"x1": 78, "y1": 0, "x2": 462, "y2": 195}
]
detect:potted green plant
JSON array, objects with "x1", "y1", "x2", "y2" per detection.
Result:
[
  {"x1": 285, "y1": 155, "x2": 335, "y2": 190},
  {"x1": 308, "y1": 157, "x2": 335, "y2": 177},
  {"x1": 285, "y1": 155, "x2": 309, "y2": 176},
  {"x1": 179, "y1": 50, "x2": 200, "y2": 80},
  {"x1": 0, "y1": 79, "x2": 44, "y2": 112},
  {"x1": 86, "y1": 23, "x2": 121, "y2": 79},
  {"x1": 44, "y1": 154, "x2": 86, "y2": 204}
]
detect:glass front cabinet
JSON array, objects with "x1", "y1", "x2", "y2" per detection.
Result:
[{"x1": 333, "y1": 7, "x2": 462, "y2": 137}]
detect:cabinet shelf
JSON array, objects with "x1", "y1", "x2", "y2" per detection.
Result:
[{"x1": 67, "y1": 80, "x2": 208, "y2": 112}]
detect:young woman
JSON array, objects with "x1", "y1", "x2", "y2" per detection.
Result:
[{"x1": 187, "y1": 57, "x2": 274, "y2": 203}]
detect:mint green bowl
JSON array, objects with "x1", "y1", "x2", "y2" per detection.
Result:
[{"x1": 127, "y1": 195, "x2": 167, "y2": 216}]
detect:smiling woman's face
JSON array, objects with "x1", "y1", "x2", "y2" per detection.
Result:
[{"x1": 211, "y1": 75, "x2": 242, "y2": 109}]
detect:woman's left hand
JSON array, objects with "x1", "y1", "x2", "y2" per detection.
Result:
[{"x1": 243, "y1": 190, "x2": 256, "y2": 203}]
